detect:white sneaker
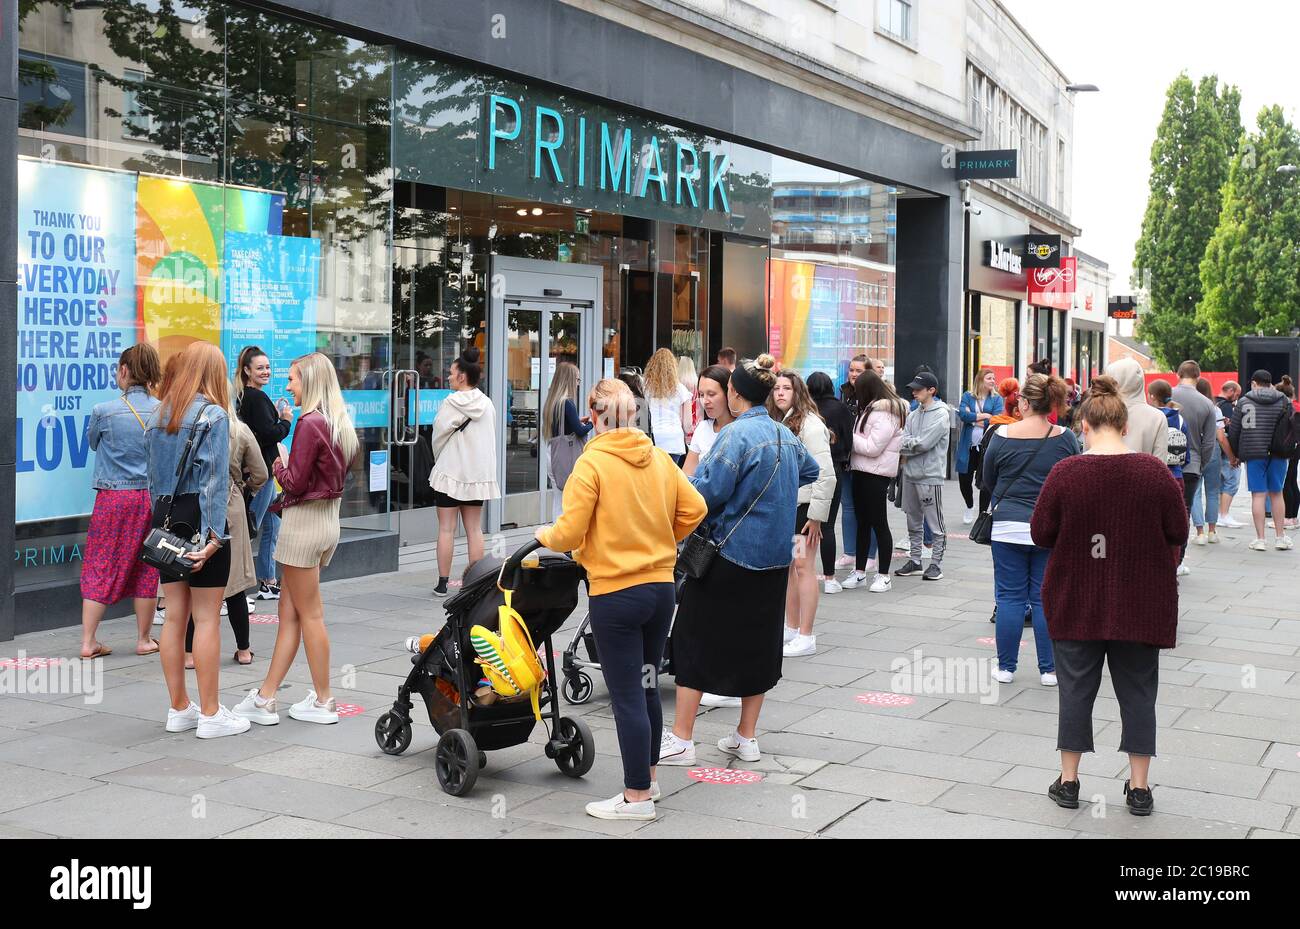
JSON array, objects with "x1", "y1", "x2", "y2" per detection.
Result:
[
  {"x1": 783, "y1": 634, "x2": 816, "y2": 658},
  {"x1": 1041, "y1": 673, "x2": 1058, "y2": 686},
  {"x1": 153, "y1": 606, "x2": 166, "y2": 625},
  {"x1": 1219, "y1": 515, "x2": 1244, "y2": 528},
  {"x1": 835, "y1": 554, "x2": 855, "y2": 569},
  {"x1": 841, "y1": 570, "x2": 868, "y2": 589},
  {"x1": 1207, "y1": 531, "x2": 1220, "y2": 544},
  {"x1": 1249, "y1": 538, "x2": 1269, "y2": 551},
  {"x1": 718, "y1": 731, "x2": 760, "y2": 762},
  {"x1": 287, "y1": 691, "x2": 339, "y2": 724},
  {"x1": 165, "y1": 701, "x2": 201, "y2": 732},
  {"x1": 700, "y1": 693, "x2": 742, "y2": 708},
  {"x1": 963, "y1": 506, "x2": 975, "y2": 525},
  {"x1": 783, "y1": 625, "x2": 799, "y2": 644},
  {"x1": 585, "y1": 791, "x2": 656, "y2": 821},
  {"x1": 220, "y1": 600, "x2": 229, "y2": 616},
  {"x1": 1176, "y1": 564, "x2": 1190, "y2": 577},
  {"x1": 657, "y1": 731, "x2": 696, "y2": 766},
  {"x1": 246, "y1": 596, "x2": 257, "y2": 612},
  {"x1": 823, "y1": 579, "x2": 843, "y2": 595},
  {"x1": 232, "y1": 689, "x2": 280, "y2": 726},
  {"x1": 649, "y1": 781, "x2": 662, "y2": 802},
  {"x1": 869, "y1": 573, "x2": 892, "y2": 593},
  {"x1": 196, "y1": 705, "x2": 251, "y2": 739},
  {"x1": 1194, "y1": 533, "x2": 1207, "y2": 546},
  {"x1": 1276, "y1": 536, "x2": 1294, "y2": 550},
  {"x1": 993, "y1": 669, "x2": 1014, "y2": 684}
]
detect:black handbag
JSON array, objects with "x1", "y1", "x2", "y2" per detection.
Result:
[
  {"x1": 141, "y1": 403, "x2": 215, "y2": 581},
  {"x1": 969, "y1": 424, "x2": 1053, "y2": 546},
  {"x1": 677, "y1": 429, "x2": 782, "y2": 580}
]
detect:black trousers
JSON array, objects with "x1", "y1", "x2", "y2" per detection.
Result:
[
  {"x1": 185, "y1": 592, "x2": 251, "y2": 652},
  {"x1": 1180, "y1": 474, "x2": 1199, "y2": 564},
  {"x1": 958, "y1": 445, "x2": 991, "y2": 513},
  {"x1": 1054, "y1": 639, "x2": 1160, "y2": 756},
  {"x1": 819, "y1": 467, "x2": 847, "y2": 576},
  {"x1": 1285, "y1": 455, "x2": 1300, "y2": 519},
  {"x1": 852, "y1": 471, "x2": 893, "y2": 575}
]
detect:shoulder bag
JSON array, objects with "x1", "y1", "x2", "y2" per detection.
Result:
[
  {"x1": 677, "y1": 425, "x2": 782, "y2": 580},
  {"x1": 141, "y1": 403, "x2": 215, "y2": 581},
  {"x1": 969, "y1": 424, "x2": 1054, "y2": 545}
]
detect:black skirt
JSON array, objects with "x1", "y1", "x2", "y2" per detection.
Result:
[
  {"x1": 670, "y1": 555, "x2": 789, "y2": 697},
  {"x1": 155, "y1": 493, "x2": 230, "y2": 589}
]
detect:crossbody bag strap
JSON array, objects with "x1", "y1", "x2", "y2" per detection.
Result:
[
  {"x1": 122, "y1": 394, "x2": 148, "y2": 431},
  {"x1": 161, "y1": 402, "x2": 214, "y2": 530},
  {"x1": 988, "y1": 424, "x2": 1054, "y2": 515},
  {"x1": 718, "y1": 423, "x2": 782, "y2": 549}
]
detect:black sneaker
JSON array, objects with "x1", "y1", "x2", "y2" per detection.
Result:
[
  {"x1": 1124, "y1": 779, "x2": 1154, "y2": 816},
  {"x1": 922, "y1": 564, "x2": 943, "y2": 581},
  {"x1": 433, "y1": 578, "x2": 449, "y2": 598},
  {"x1": 894, "y1": 560, "x2": 923, "y2": 577},
  {"x1": 1048, "y1": 775, "x2": 1080, "y2": 809},
  {"x1": 989, "y1": 604, "x2": 997, "y2": 623},
  {"x1": 254, "y1": 582, "x2": 280, "y2": 601}
]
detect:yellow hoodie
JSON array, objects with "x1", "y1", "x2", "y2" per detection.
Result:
[{"x1": 537, "y1": 428, "x2": 707, "y2": 596}]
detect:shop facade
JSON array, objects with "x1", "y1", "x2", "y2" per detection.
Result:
[{"x1": 2, "y1": 0, "x2": 964, "y2": 638}]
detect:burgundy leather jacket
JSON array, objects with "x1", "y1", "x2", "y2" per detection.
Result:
[{"x1": 272, "y1": 412, "x2": 351, "y2": 511}]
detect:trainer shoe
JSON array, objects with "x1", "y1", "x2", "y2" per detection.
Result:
[
  {"x1": 1041, "y1": 672, "x2": 1058, "y2": 686},
  {"x1": 993, "y1": 668, "x2": 1014, "y2": 684},
  {"x1": 894, "y1": 560, "x2": 923, "y2": 577},
  {"x1": 1048, "y1": 775, "x2": 1080, "y2": 810},
  {"x1": 649, "y1": 781, "x2": 662, "y2": 802},
  {"x1": 841, "y1": 569, "x2": 869, "y2": 589},
  {"x1": 1207, "y1": 531, "x2": 1220, "y2": 544},
  {"x1": 783, "y1": 634, "x2": 816, "y2": 658},
  {"x1": 869, "y1": 573, "x2": 892, "y2": 593},
  {"x1": 165, "y1": 701, "x2": 201, "y2": 733},
  {"x1": 1194, "y1": 533, "x2": 1207, "y2": 546},
  {"x1": 835, "y1": 554, "x2": 855, "y2": 569},
  {"x1": 220, "y1": 600, "x2": 229, "y2": 616},
  {"x1": 585, "y1": 792, "x2": 656, "y2": 821},
  {"x1": 1276, "y1": 536, "x2": 1294, "y2": 550},
  {"x1": 433, "y1": 578, "x2": 449, "y2": 597},
  {"x1": 232, "y1": 689, "x2": 280, "y2": 726},
  {"x1": 783, "y1": 625, "x2": 799, "y2": 644},
  {"x1": 963, "y1": 506, "x2": 975, "y2": 525},
  {"x1": 287, "y1": 691, "x2": 339, "y2": 724},
  {"x1": 1218, "y1": 515, "x2": 1244, "y2": 528},
  {"x1": 823, "y1": 578, "x2": 843, "y2": 595},
  {"x1": 254, "y1": 582, "x2": 280, "y2": 601},
  {"x1": 196, "y1": 705, "x2": 251, "y2": 739},
  {"x1": 657, "y1": 731, "x2": 696, "y2": 766},
  {"x1": 153, "y1": 607, "x2": 166, "y2": 625},
  {"x1": 718, "y1": 731, "x2": 761, "y2": 762},
  {"x1": 922, "y1": 564, "x2": 944, "y2": 581},
  {"x1": 700, "y1": 693, "x2": 742, "y2": 708},
  {"x1": 1123, "y1": 779, "x2": 1154, "y2": 816},
  {"x1": 1249, "y1": 538, "x2": 1268, "y2": 551},
  {"x1": 1176, "y1": 564, "x2": 1190, "y2": 577}
]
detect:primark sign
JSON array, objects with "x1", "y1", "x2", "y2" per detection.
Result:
[{"x1": 984, "y1": 239, "x2": 1023, "y2": 275}]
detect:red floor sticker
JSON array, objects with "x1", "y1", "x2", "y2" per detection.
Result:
[
  {"x1": 335, "y1": 703, "x2": 364, "y2": 718},
  {"x1": 688, "y1": 767, "x2": 764, "y2": 785},
  {"x1": 855, "y1": 691, "x2": 916, "y2": 707},
  {"x1": 977, "y1": 637, "x2": 1030, "y2": 648},
  {"x1": 0, "y1": 656, "x2": 62, "y2": 670},
  {"x1": 249, "y1": 614, "x2": 279, "y2": 624}
]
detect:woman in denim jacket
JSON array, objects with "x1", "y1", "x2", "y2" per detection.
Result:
[
  {"x1": 659, "y1": 354, "x2": 819, "y2": 768},
  {"x1": 80, "y1": 344, "x2": 164, "y2": 660},
  {"x1": 146, "y1": 341, "x2": 244, "y2": 740}
]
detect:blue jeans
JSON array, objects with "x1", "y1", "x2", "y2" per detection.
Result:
[
  {"x1": 1191, "y1": 454, "x2": 1222, "y2": 528},
  {"x1": 991, "y1": 541, "x2": 1053, "y2": 674},
  {"x1": 1221, "y1": 458, "x2": 1241, "y2": 497},
  {"x1": 251, "y1": 479, "x2": 280, "y2": 583}
]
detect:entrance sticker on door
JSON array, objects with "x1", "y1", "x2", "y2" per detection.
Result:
[{"x1": 369, "y1": 450, "x2": 388, "y2": 493}]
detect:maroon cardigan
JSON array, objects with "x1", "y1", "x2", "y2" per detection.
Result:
[
  {"x1": 1030, "y1": 453, "x2": 1188, "y2": 648},
  {"x1": 272, "y1": 412, "x2": 351, "y2": 511}
]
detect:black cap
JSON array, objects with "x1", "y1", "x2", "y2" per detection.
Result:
[
  {"x1": 1252, "y1": 369, "x2": 1274, "y2": 385},
  {"x1": 906, "y1": 371, "x2": 939, "y2": 391}
]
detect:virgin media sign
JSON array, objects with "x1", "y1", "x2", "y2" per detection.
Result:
[{"x1": 1027, "y1": 256, "x2": 1076, "y2": 310}]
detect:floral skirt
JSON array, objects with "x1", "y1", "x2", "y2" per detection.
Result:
[{"x1": 80, "y1": 489, "x2": 159, "y2": 604}]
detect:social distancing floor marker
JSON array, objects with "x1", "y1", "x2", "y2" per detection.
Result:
[
  {"x1": 688, "y1": 767, "x2": 764, "y2": 785},
  {"x1": 335, "y1": 703, "x2": 364, "y2": 718},
  {"x1": 855, "y1": 691, "x2": 916, "y2": 707},
  {"x1": 1, "y1": 656, "x2": 62, "y2": 670},
  {"x1": 976, "y1": 637, "x2": 1030, "y2": 648},
  {"x1": 250, "y1": 614, "x2": 279, "y2": 624}
]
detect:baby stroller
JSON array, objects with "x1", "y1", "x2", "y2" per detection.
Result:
[{"x1": 374, "y1": 540, "x2": 595, "y2": 796}]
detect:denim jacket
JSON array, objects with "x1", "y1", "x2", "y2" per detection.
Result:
[
  {"x1": 87, "y1": 386, "x2": 161, "y2": 490},
  {"x1": 689, "y1": 406, "x2": 819, "y2": 571},
  {"x1": 146, "y1": 395, "x2": 231, "y2": 541}
]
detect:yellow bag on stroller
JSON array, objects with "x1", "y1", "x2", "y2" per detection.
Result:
[{"x1": 469, "y1": 589, "x2": 545, "y2": 721}]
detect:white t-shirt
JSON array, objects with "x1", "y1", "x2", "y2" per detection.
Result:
[
  {"x1": 991, "y1": 520, "x2": 1035, "y2": 546},
  {"x1": 648, "y1": 384, "x2": 692, "y2": 455},
  {"x1": 689, "y1": 419, "x2": 718, "y2": 458}
]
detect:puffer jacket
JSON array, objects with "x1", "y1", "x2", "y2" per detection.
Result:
[
  {"x1": 789, "y1": 410, "x2": 836, "y2": 523},
  {"x1": 851, "y1": 400, "x2": 904, "y2": 477},
  {"x1": 1229, "y1": 387, "x2": 1290, "y2": 461}
]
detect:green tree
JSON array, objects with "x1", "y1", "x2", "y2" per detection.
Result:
[
  {"x1": 1133, "y1": 73, "x2": 1241, "y2": 367},
  {"x1": 1197, "y1": 106, "x2": 1300, "y2": 366}
]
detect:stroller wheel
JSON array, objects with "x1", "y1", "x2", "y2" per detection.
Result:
[
  {"x1": 562, "y1": 672, "x2": 594, "y2": 705},
  {"x1": 374, "y1": 712, "x2": 412, "y2": 756},
  {"x1": 435, "y1": 729, "x2": 479, "y2": 796},
  {"x1": 553, "y1": 717, "x2": 595, "y2": 778}
]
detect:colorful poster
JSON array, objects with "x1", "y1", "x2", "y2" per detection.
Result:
[{"x1": 15, "y1": 161, "x2": 139, "y2": 523}]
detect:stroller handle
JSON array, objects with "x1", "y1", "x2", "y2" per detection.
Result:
[{"x1": 499, "y1": 538, "x2": 547, "y2": 591}]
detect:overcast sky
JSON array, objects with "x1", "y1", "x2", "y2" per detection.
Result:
[{"x1": 999, "y1": 0, "x2": 1299, "y2": 291}]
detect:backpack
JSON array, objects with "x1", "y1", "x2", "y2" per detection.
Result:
[
  {"x1": 1164, "y1": 418, "x2": 1188, "y2": 468},
  {"x1": 469, "y1": 589, "x2": 545, "y2": 721},
  {"x1": 1270, "y1": 405, "x2": 1300, "y2": 457}
]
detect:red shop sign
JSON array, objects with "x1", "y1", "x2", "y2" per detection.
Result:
[{"x1": 1027, "y1": 256, "x2": 1076, "y2": 310}]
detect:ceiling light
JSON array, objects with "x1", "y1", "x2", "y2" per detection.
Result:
[
  {"x1": 516, "y1": 209, "x2": 528, "y2": 216},
  {"x1": 531, "y1": 207, "x2": 544, "y2": 216}
]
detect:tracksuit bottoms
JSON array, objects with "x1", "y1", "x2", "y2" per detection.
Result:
[{"x1": 902, "y1": 479, "x2": 946, "y2": 566}]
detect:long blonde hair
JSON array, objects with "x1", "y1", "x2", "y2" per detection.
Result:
[
  {"x1": 644, "y1": 348, "x2": 680, "y2": 399},
  {"x1": 677, "y1": 355, "x2": 698, "y2": 393},
  {"x1": 542, "y1": 361, "x2": 581, "y2": 441},
  {"x1": 292, "y1": 352, "x2": 359, "y2": 463}
]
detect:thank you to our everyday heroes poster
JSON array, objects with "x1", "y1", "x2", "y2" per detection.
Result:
[{"x1": 16, "y1": 162, "x2": 138, "y2": 523}]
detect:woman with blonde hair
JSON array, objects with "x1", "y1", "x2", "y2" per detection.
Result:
[
  {"x1": 542, "y1": 361, "x2": 591, "y2": 514},
  {"x1": 146, "y1": 340, "x2": 243, "y2": 739},
  {"x1": 536, "y1": 378, "x2": 707, "y2": 821},
  {"x1": 644, "y1": 347, "x2": 693, "y2": 464},
  {"x1": 234, "y1": 352, "x2": 358, "y2": 726}
]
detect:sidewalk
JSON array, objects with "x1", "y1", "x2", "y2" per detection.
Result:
[{"x1": 2, "y1": 484, "x2": 1298, "y2": 838}]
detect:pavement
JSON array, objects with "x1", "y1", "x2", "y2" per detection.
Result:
[{"x1": 2, "y1": 482, "x2": 1299, "y2": 839}]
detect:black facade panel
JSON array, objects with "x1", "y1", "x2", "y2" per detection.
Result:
[{"x1": 896, "y1": 196, "x2": 959, "y2": 399}]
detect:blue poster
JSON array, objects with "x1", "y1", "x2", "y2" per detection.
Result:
[
  {"x1": 15, "y1": 161, "x2": 139, "y2": 522},
  {"x1": 222, "y1": 231, "x2": 320, "y2": 443}
]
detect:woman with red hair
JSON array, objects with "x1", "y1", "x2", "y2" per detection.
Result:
[{"x1": 990, "y1": 379, "x2": 1022, "y2": 427}]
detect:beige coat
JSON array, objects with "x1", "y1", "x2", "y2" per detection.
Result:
[{"x1": 225, "y1": 420, "x2": 268, "y2": 597}]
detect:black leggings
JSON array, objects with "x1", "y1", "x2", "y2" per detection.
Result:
[
  {"x1": 819, "y1": 467, "x2": 847, "y2": 576},
  {"x1": 959, "y1": 445, "x2": 991, "y2": 512},
  {"x1": 185, "y1": 592, "x2": 251, "y2": 652},
  {"x1": 852, "y1": 471, "x2": 893, "y2": 575},
  {"x1": 1286, "y1": 455, "x2": 1300, "y2": 519}
]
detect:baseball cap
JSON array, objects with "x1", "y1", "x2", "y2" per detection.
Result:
[
  {"x1": 1252, "y1": 369, "x2": 1274, "y2": 385},
  {"x1": 906, "y1": 371, "x2": 939, "y2": 391}
]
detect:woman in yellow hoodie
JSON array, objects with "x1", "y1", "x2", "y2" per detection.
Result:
[{"x1": 535, "y1": 378, "x2": 707, "y2": 822}]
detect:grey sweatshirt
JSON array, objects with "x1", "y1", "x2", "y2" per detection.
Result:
[
  {"x1": 899, "y1": 399, "x2": 952, "y2": 484},
  {"x1": 1170, "y1": 383, "x2": 1217, "y2": 476}
]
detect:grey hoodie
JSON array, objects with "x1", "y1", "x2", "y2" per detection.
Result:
[
  {"x1": 1105, "y1": 357, "x2": 1168, "y2": 459},
  {"x1": 899, "y1": 399, "x2": 951, "y2": 484}
]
